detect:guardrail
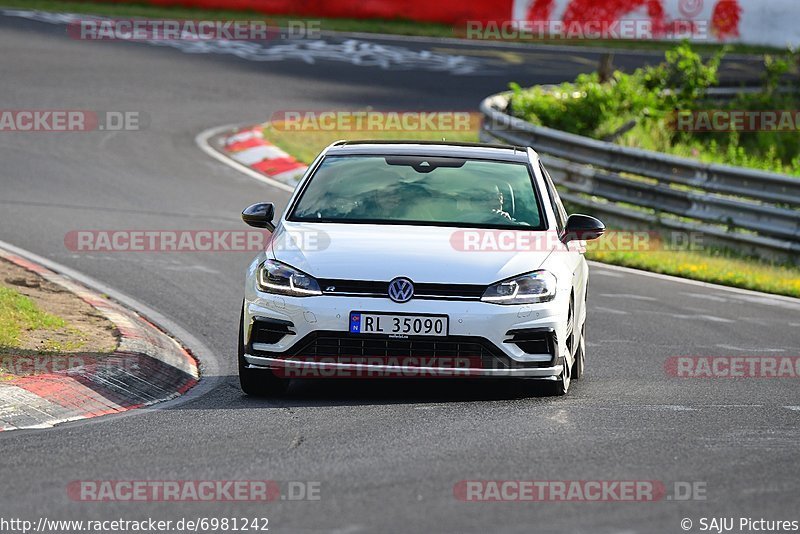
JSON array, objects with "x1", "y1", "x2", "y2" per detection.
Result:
[{"x1": 479, "y1": 92, "x2": 800, "y2": 263}]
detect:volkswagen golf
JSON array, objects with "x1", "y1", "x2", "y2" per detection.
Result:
[{"x1": 238, "y1": 141, "x2": 605, "y2": 396}]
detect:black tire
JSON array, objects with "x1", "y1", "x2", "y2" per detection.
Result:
[
  {"x1": 541, "y1": 357, "x2": 571, "y2": 396},
  {"x1": 540, "y1": 298, "x2": 574, "y2": 396},
  {"x1": 572, "y1": 321, "x2": 586, "y2": 380},
  {"x1": 238, "y1": 305, "x2": 290, "y2": 397}
]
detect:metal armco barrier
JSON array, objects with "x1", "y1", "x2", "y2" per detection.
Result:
[{"x1": 479, "y1": 93, "x2": 800, "y2": 263}]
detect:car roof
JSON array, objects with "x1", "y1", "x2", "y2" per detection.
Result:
[{"x1": 324, "y1": 140, "x2": 534, "y2": 163}]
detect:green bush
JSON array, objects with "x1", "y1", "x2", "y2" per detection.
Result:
[{"x1": 509, "y1": 42, "x2": 800, "y2": 176}]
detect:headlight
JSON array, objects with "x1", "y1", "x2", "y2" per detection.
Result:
[
  {"x1": 257, "y1": 260, "x2": 321, "y2": 296},
  {"x1": 481, "y1": 270, "x2": 557, "y2": 305}
]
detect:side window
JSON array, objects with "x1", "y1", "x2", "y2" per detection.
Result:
[{"x1": 539, "y1": 162, "x2": 568, "y2": 232}]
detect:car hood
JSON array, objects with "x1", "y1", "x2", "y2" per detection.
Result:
[{"x1": 269, "y1": 221, "x2": 555, "y2": 285}]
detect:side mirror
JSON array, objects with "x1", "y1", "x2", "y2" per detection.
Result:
[
  {"x1": 242, "y1": 202, "x2": 275, "y2": 231},
  {"x1": 562, "y1": 214, "x2": 605, "y2": 243}
]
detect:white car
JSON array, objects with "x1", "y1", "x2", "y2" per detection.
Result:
[{"x1": 239, "y1": 141, "x2": 604, "y2": 396}]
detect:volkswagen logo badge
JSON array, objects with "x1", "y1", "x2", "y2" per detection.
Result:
[{"x1": 387, "y1": 277, "x2": 414, "y2": 303}]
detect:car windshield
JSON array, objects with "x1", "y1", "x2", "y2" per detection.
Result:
[{"x1": 290, "y1": 155, "x2": 544, "y2": 229}]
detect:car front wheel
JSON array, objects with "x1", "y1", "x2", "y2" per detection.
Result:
[
  {"x1": 572, "y1": 319, "x2": 586, "y2": 380},
  {"x1": 539, "y1": 299, "x2": 574, "y2": 396}
]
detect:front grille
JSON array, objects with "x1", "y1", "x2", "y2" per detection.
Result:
[
  {"x1": 318, "y1": 279, "x2": 384, "y2": 295},
  {"x1": 317, "y1": 279, "x2": 485, "y2": 300},
  {"x1": 250, "y1": 331, "x2": 552, "y2": 369}
]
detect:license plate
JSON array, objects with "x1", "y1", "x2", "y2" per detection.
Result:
[{"x1": 349, "y1": 312, "x2": 448, "y2": 337}]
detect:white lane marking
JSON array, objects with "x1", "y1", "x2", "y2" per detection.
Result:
[
  {"x1": 692, "y1": 315, "x2": 735, "y2": 323},
  {"x1": 328, "y1": 526, "x2": 367, "y2": 534},
  {"x1": 593, "y1": 339, "x2": 724, "y2": 351},
  {"x1": 560, "y1": 403, "x2": 778, "y2": 411},
  {"x1": 597, "y1": 293, "x2": 657, "y2": 301},
  {"x1": 636, "y1": 309, "x2": 735, "y2": 323},
  {"x1": 784, "y1": 406, "x2": 800, "y2": 411},
  {"x1": 592, "y1": 270, "x2": 624, "y2": 278},
  {"x1": 715, "y1": 344, "x2": 786, "y2": 352},
  {"x1": 195, "y1": 123, "x2": 296, "y2": 193},
  {"x1": 160, "y1": 264, "x2": 221, "y2": 274},
  {"x1": 590, "y1": 262, "x2": 800, "y2": 307},
  {"x1": 735, "y1": 317, "x2": 771, "y2": 326},
  {"x1": 596, "y1": 405, "x2": 697, "y2": 411},
  {"x1": 707, "y1": 404, "x2": 764, "y2": 408},
  {"x1": 726, "y1": 293, "x2": 800, "y2": 310},
  {"x1": 593, "y1": 306, "x2": 629, "y2": 315},
  {"x1": 64, "y1": 255, "x2": 222, "y2": 274},
  {"x1": 414, "y1": 404, "x2": 448, "y2": 410},
  {"x1": 682, "y1": 292, "x2": 728, "y2": 303}
]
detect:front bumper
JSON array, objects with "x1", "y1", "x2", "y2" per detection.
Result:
[
  {"x1": 244, "y1": 354, "x2": 563, "y2": 379},
  {"x1": 243, "y1": 289, "x2": 570, "y2": 379}
]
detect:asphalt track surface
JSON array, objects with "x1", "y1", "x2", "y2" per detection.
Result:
[{"x1": 1, "y1": 11, "x2": 798, "y2": 533}]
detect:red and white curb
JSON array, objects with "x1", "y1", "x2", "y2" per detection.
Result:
[
  {"x1": 221, "y1": 125, "x2": 308, "y2": 186},
  {"x1": 0, "y1": 248, "x2": 199, "y2": 431}
]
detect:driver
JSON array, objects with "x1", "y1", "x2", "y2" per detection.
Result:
[{"x1": 482, "y1": 184, "x2": 514, "y2": 222}]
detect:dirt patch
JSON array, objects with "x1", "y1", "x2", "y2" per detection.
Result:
[{"x1": 0, "y1": 258, "x2": 119, "y2": 378}]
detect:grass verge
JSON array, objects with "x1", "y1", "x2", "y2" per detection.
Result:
[
  {"x1": 0, "y1": 0, "x2": 779, "y2": 55},
  {"x1": 263, "y1": 123, "x2": 800, "y2": 298},
  {"x1": 0, "y1": 258, "x2": 118, "y2": 380},
  {"x1": 263, "y1": 123, "x2": 477, "y2": 164},
  {"x1": 0, "y1": 286, "x2": 65, "y2": 348},
  {"x1": 587, "y1": 249, "x2": 800, "y2": 298}
]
